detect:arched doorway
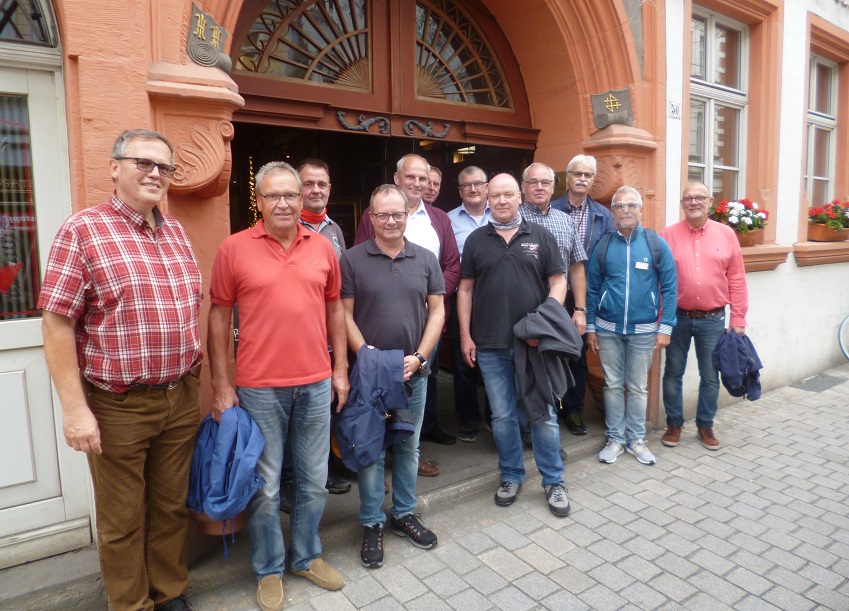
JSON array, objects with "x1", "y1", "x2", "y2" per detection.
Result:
[{"x1": 228, "y1": 0, "x2": 538, "y2": 236}]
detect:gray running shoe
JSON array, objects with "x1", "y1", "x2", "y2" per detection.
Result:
[
  {"x1": 598, "y1": 439, "x2": 624, "y2": 464},
  {"x1": 545, "y1": 483, "x2": 571, "y2": 517},
  {"x1": 626, "y1": 440, "x2": 656, "y2": 465},
  {"x1": 494, "y1": 480, "x2": 522, "y2": 506}
]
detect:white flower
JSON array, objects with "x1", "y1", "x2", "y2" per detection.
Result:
[
  {"x1": 744, "y1": 217, "x2": 752, "y2": 225},
  {"x1": 729, "y1": 215, "x2": 739, "y2": 224},
  {"x1": 752, "y1": 202, "x2": 759, "y2": 210},
  {"x1": 757, "y1": 212, "x2": 766, "y2": 219},
  {"x1": 730, "y1": 202, "x2": 744, "y2": 212}
]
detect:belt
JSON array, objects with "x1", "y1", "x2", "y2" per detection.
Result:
[
  {"x1": 677, "y1": 306, "x2": 724, "y2": 319},
  {"x1": 131, "y1": 364, "x2": 201, "y2": 392}
]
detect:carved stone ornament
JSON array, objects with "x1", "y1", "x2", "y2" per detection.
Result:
[
  {"x1": 590, "y1": 88, "x2": 635, "y2": 130},
  {"x1": 590, "y1": 155, "x2": 643, "y2": 203},
  {"x1": 403, "y1": 120, "x2": 451, "y2": 139},
  {"x1": 188, "y1": 5, "x2": 232, "y2": 74},
  {"x1": 170, "y1": 121, "x2": 235, "y2": 197},
  {"x1": 337, "y1": 111, "x2": 390, "y2": 134}
]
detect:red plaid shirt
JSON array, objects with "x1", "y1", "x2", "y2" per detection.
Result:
[{"x1": 38, "y1": 195, "x2": 202, "y2": 392}]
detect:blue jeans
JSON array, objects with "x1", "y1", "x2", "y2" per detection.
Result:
[
  {"x1": 663, "y1": 312, "x2": 726, "y2": 429},
  {"x1": 237, "y1": 379, "x2": 331, "y2": 578},
  {"x1": 596, "y1": 330, "x2": 655, "y2": 443},
  {"x1": 358, "y1": 375, "x2": 426, "y2": 527},
  {"x1": 477, "y1": 349, "x2": 564, "y2": 488}
]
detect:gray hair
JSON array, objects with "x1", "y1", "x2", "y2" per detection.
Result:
[
  {"x1": 566, "y1": 154, "x2": 597, "y2": 174},
  {"x1": 522, "y1": 162, "x2": 555, "y2": 182},
  {"x1": 612, "y1": 185, "x2": 642, "y2": 206},
  {"x1": 255, "y1": 161, "x2": 301, "y2": 193},
  {"x1": 369, "y1": 184, "x2": 408, "y2": 210},
  {"x1": 396, "y1": 154, "x2": 429, "y2": 174},
  {"x1": 111, "y1": 129, "x2": 174, "y2": 162},
  {"x1": 458, "y1": 165, "x2": 487, "y2": 182}
]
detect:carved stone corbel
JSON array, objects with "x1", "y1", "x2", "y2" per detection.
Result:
[
  {"x1": 590, "y1": 155, "x2": 644, "y2": 203},
  {"x1": 169, "y1": 121, "x2": 235, "y2": 197}
]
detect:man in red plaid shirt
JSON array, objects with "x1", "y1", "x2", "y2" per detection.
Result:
[{"x1": 38, "y1": 129, "x2": 201, "y2": 611}]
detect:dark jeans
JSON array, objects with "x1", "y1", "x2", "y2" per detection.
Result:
[
  {"x1": 448, "y1": 293, "x2": 490, "y2": 426},
  {"x1": 564, "y1": 291, "x2": 588, "y2": 416},
  {"x1": 421, "y1": 336, "x2": 442, "y2": 435}
]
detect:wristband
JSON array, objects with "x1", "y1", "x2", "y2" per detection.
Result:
[{"x1": 574, "y1": 307, "x2": 586, "y2": 312}]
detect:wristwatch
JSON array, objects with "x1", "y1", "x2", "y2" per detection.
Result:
[
  {"x1": 574, "y1": 307, "x2": 586, "y2": 312},
  {"x1": 413, "y1": 352, "x2": 428, "y2": 370}
]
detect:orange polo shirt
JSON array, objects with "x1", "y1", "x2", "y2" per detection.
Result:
[
  {"x1": 660, "y1": 219, "x2": 748, "y2": 327},
  {"x1": 210, "y1": 221, "x2": 341, "y2": 387}
]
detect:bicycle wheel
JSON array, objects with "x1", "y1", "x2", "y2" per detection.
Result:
[{"x1": 839, "y1": 314, "x2": 849, "y2": 361}]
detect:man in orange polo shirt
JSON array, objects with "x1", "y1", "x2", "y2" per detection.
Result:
[
  {"x1": 659, "y1": 182, "x2": 748, "y2": 451},
  {"x1": 207, "y1": 161, "x2": 349, "y2": 611}
]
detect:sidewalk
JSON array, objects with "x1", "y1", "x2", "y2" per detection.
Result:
[{"x1": 4, "y1": 364, "x2": 849, "y2": 610}]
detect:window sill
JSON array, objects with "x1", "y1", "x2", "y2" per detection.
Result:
[
  {"x1": 794, "y1": 241, "x2": 849, "y2": 267},
  {"x1": 741, "y1": 244, "x2": 792, "y2": 272}
]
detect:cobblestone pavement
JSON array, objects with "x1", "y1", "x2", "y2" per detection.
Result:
[{"x1": 187, "y1": 364, "x2": 849, "y2": 610}]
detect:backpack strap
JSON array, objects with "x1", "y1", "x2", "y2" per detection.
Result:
[
  {"x1": 595, "y1": 231, "x2": 613, "y2": 277},
  {"x1": 596, "y1": 228, "x2": 662, "y2": 275}
]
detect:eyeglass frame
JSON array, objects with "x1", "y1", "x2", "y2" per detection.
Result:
[
  {"x1": 569, "y1": 171, "x2": 595, "y2": 179},
  {"x1": 458, "y1": 180, "x2": 488, "y2": 191},
  {"x1": 611, "y1": 201, "x2": 642, "y2": 210},
  {"x1": 257, "y1": 191, "x2": 302, "y2": 206},
  {"x1": 523, "y1": 179, "x2": 554, "y2": 188},
  {"x1": 681, "y1": 195, "x2": 710, "y2": 204},
  {"x1": 113, "y1": 156, "x2": 177, "y2": 179},
  {"x1": 370, "y1": 211, "x2": 407, "y2": 223}
]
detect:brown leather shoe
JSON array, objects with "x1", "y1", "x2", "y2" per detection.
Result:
[
  {"x1": 698, "y1": 427, "x2": 720, "y2": 450},
  {"x1": 418, "y1": 459, "x2": 439, "y2": 477},
  {"x1": 661, "y1": 425, "x2": 682, "y2": 447}
]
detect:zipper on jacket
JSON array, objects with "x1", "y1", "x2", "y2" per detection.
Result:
[{"x1": 623, "y1": 234, "x2": 631, "y2": 332}]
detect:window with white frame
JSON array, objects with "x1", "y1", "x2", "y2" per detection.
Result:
[
  {"x1": 688, "y1": 8, "x2": 748, "y2": 201},
  {"x1": 805, "y1": 54, "x2": 837, "y2": 206}
]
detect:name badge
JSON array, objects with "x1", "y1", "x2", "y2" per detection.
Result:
[{"x1": 635, "y1": 261, "x2": 649, "y2": 270}]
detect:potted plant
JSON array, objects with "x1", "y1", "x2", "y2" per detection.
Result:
[
  {"x1": 709, "y1": 198, "x2": 768, "y2": 246},
  {"x1": 808, "y1": 200, "x2": 849, "y2": 242}
]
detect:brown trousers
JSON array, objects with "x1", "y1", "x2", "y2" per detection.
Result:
[{"x1": 85, "y1": 372, "x2": 200, "y2": 611}]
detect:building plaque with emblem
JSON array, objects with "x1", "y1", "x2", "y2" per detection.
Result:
[
  {"x1": 591, "y1": 88, "x2": 634, "y2": 129},
  {"x1": 188, "y1": 5, "x2": 231, "y2": 73}
]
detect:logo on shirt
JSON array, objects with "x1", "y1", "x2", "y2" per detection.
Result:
[{"x1": 521, "y1": 242, "x2": 540, "y2": 260}]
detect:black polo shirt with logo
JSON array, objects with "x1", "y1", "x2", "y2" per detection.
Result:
[{"x1": 461, "y1": 221, "x2": 564, "y2": 350}]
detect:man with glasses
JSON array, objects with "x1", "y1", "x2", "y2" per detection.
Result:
[
  {"x1": 551, "y1": 155, "x2": 614, "y2": 435},
  {"x1": 585, "y1": 187, "x2": 677, "y2": 467},
  {"x1": 342, "y1": 184, "x2": 445, "y2": 568},
  {"x1": 458, "y1": 173, "x2": 571, "y2": 516},
  {"x1": 355, "y1": 155, "x2": 460, "y2": 466},
  {"x1": 447, "y1": 166, "x2": 492, "y2": 441},
  {"x1": 208, "y1": 161, "x2": 349, "y2": 611},
  {"x1": 39, "y1": 129, "x2": 201, "y2": 611},
  {"x1": 659, "y1": 182, "x2": 748, "y2": 451}
]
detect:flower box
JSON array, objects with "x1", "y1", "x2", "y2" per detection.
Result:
[
  {"x1": 736, "y1": 228, "x2": 764, "y2": 247},
  {"x1": 807, "y1": 223, "x2": 849, "y2": 242}
]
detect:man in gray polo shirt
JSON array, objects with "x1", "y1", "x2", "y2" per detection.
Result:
[{"x1": 341, "y1": 184, "x2": 445, "y2": 569}]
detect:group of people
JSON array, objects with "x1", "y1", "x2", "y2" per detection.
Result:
[{"x1": 37, "y1": 128, "x2": 748, "y2": 611}]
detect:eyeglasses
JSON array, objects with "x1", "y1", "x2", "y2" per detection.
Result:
[
  {"x1": 681, "y1": 195, "x2": 709, "y2": 204},
  {"x1": 114, "y1": 157, "x2": 176, "y2": 178},
  {"x1": 524, "y1": 179, "x2": 553, "y2": 188},
  {"x1": 370, "y1": 211, "x2": 407, "y2": 223},
  {"x1": 611, "y1": 202, "x2": 641, "y2": 210},
  {"x1": 459, "y1": 181, "x2": 487, "y2": 191},
  {"x1": 569, "y1": 171, "x2": 595, "y2": 179},
  {"x1": 258, "y1": 192, "x2": 301, "y2": 205}
]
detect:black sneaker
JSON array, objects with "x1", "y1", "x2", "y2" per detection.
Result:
[
  {"x1": 325, "y1": 471, "x2": 351, "y2": 494},
  {"x1": 389, "y1": 513, "x2": 438, "y2": 549},
  {"x1": 458, "y1": 423, "x2": 478, "y2": 442},
  {"x1": 360, "y1": 524, "x2": 384, "y2": 568},
  {"x1": 420, "y1": 427, "x2": 457, "y2": 445},
  {"x1": 157, "y1": 594, "x2": 195, "y2": 611},
  {"x1": 564, "y1": 413, "x2": 587, "y2": 435},
  {"x1": 279, "y1": 482, "x2": 293, "y2": 513}
]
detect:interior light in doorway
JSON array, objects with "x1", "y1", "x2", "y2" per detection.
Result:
[{"x1": 248, "y1": 156, "x2": 258, "y2": 227}]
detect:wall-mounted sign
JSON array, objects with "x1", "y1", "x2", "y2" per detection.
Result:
[
  {"x1": 188, "y1": 5, "x2": 231, "y2": 73},
  {"x1": 591, "y1": 88, "x2": 634, "y2": 129}
]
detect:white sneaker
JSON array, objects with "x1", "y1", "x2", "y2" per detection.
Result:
[
  {"x1": 626, "y1": 440, "x2": 656, "y2": 465},
  {"x1": 598, "y1": 440, "x2": 624, "y2": 464}
]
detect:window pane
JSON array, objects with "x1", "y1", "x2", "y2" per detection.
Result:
[
  {"x1": 712, "y1": 168, "x2": 738, "y2": 202},
  {"x1": 713, "y1": 105, "x2": 739, "y2": 167},
  {"x1": 812, "y1": 61, "x2": 834, "y2": 116},
  {"x1": 688, "y1": 166, "x2": 705, "y2": 185},
  {"x1": 811, "y1": 179, "x2": 829, "y2": 205},
  {"x1": 0, "y1": 0, "x2": 53, "y2": 45},
  {"x1": 0, "y1": 95, "x2": 42, "y2": 320},
  {"x1": 713, "y1": 24, "x2": 741, "y2": 89},
  {"x1": 691, "y1": 17, "x2": 707, "y2": 80},
  {"x1": 689, "y1": 99, "x2": 706, "y2": 163},
  {"x1": 812, "y1": 127, "x2": 831, "y2": 177}
]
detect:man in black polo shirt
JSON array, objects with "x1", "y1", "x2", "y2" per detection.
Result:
[
  {"x1": 457, "y1": 173, "x2": 571, "y2": 517},
  {"x1": 341, "y1": 184, "x2": 445, "y2": 568}
]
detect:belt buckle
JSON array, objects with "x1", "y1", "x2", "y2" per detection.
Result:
[{"x1": 166, "y1": 379, "x2": 179, "y2": 391}]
